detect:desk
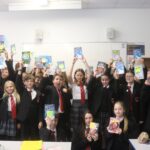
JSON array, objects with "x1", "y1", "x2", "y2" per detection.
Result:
[
  {"x1": 129, "y1": 139, "x2": 150, "y2": 150},
  {"x1": 0, "y1": 141, "x2": 71, "y2": 150}
]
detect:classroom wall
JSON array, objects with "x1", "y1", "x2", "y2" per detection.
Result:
[{"x1": 0, "y1": 9, "x2": 150, "y2": 70}]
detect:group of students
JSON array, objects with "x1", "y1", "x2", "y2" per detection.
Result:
[{"x1": 0, "y1": 51, "x2": 150, "y2": 150}]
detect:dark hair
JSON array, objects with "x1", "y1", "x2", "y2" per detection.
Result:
[
  {"x1": 24, "y1": 74, "x2": 35, "y2": 81},
  {"x1": 53, "y1": 73, "x2": 63, "y2": 81},
  {"x1": 74, "y1": 68, "x2": 86, "y2": 84},
  {"x1": 126, "y1": 70, "x2": 134, "y2": 76},
  {"x1": 101, "y1": 73, "x2": 110, "y2": 79}
]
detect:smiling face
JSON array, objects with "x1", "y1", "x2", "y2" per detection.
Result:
[
  {"x1": 53, "y1": 75, "x2": 62, "y2": 88},
  {"x1": 4, "y1": 81, "x2": 15, "y2": 95},
  {"x1": 125, "y1": 72, "x2": 134, "y2": 84},
  {"x1": 114, "y1": 102, "x2": 124, "y2": 118},
  {"x1": 85, "y1": 113, "x2": 93, "y2": 127},
  {"x1": 101, "y1": 75, "x2": 110, "y2": 87},
  {"x1": 74, "y1": 70, "x2": 85, "y2": 84}
]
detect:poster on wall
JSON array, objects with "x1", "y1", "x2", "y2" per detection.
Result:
[{"x1": 127, "y1": 44, "x2": 145, "y2": 56}]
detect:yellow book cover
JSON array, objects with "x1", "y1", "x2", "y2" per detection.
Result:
[{"x1": 21, "y1": 140, "x2": 43, "y2": 150}]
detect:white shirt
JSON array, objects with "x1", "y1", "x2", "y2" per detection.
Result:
[
  {"x1": 27, "y1": 88, "x2": 37, "y2": 100},
  {"x1": 127, "y1": 83, "x2": 134, "y2": 94},
  {"x1": 8, "y1": 94, "x2": 16, "y2": 111},
  {"x1": 70, "y1": 84, "x2": 88, "y2": 100}
]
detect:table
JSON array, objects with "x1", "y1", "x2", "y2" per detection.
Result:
[
  {"x1": 0, "y1": 141, "x2": 71, "y2": 150},
  {"x1": 129, "y1": 139, "x2": 150, "y2": 150}
]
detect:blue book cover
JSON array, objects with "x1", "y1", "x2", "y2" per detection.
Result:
[
  {"x1": 40, "y1": 56, "x2": 52, "y2": 66},
  {"x1": 44, "y1": 104, "x2": 55, "y2": 118},
  {"x1": 57, "y1": 61, "x2": 65, "y2": 71},
  {"x1": 134, "y1": 65, "x2": 144, "y2": 79},
  {"x1": 22, "y1": 51, "x2": 31, "y2": 64},
  {"x1": 116, "y1": 62, "x2": 125, "y2": 74},
  {"x1": 0, "y1": 56, "x2": 5, "y2": 69},
  {"x1": 74, "y1": 47, "x2": 83, "y2": 58},
  {"x1": 133, "y1": 49, "x2": 142, "y2": 59}
]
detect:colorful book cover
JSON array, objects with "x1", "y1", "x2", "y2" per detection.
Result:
[
  {"x1": 10, "y1": 44, "x2": 16, "y2": 54},
  {"x1": 57, "y1": 61, "x2": 65, "y2": 71},
  {"x1": 0, "y1": 35, "x2": 5, "y2": 53},
  {"x1": 112, "y1": 50, "x2": 120, "y2": 60},
  {"x1": 115, "y1": 61, "x2": 125, "y2": 74},
  {"x1": 44, "y1": 104, "x2": 55, "y2": 119},
  {"x1": 36, "y1": 56, "x2": 52, "y2": 67},
  {"x1": 22, "y1": 51, "x2": 31, "y2": 64},
  {"x1": 107, "y1": 117, "x2": 120, "y2": 133},
  {"x1": 97, "y1": 61, "x2": 107, "y2": 69},
  {"x1": 90, "y1": 122, "x2": 99, "y2": 131},
  {"x1": 133, "y1": 48, "x2": 142, "y2": 59},
  {"x1": 21, "y1": 140, "x2": 43, "y2": 150},
  {"x1": 35, "y1": 56, "x2": 44, "y2": 68},
  {"x1": 74, "y1": 47, "x2": 83, "y2": 59},
  {"x1": 0, "y1": 56, "x2": 5, "y2": 69},
  {"x1": 134, "y1": 65, "x2": 144, "y2": 79}
]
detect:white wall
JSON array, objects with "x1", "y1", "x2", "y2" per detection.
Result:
[{"x1": 0, "y1": 9, "x2": 150, "y2": 69}]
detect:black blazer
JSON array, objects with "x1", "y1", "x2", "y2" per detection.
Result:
[
  {"x1": 15, "y1": 74, "x2": 42, "y2": 122},
  {"x1": 39, "y1": 126, "x2": 68, "y2": 142},
  {"x1": 71, "y1": 127, "x2": 101, "y2": 150},
  {"x1": 106, "y1": 117, "x2": 139, "y2": 150},
  {"x1": 0, "y1": 96, "x2": 19, "y2": 121}
]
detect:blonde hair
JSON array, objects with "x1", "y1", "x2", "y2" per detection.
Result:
[
  {"x1": 114, "y1": 101, "x2": 128, "y2": 133},
  {"x1": 3, "y1": 80, "x2": 20, "y2": 103}
]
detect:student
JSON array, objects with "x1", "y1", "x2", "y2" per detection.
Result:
[
  {"x1": 16, "y1": 72, "x2": 43, "y2": 140},
  {"x1": 106, "y1": 101, "x2": 139, "y2": 150},
  {"x1": 68, "y1": 57, "x2": 90, "y2": 130},
  {"x1": 39, "y1": 114, "x2": 68, "y2": 141},
  {"x1": 71, "y1": 111, "x2": 101, "y2": 150},
  {"x1": 0, "y1": 81, "x2": 20, "y2": 140},
  {"x1": 87, "y1": 73, "x2": 117, "y2": 149},
  {"x1": 0, "y1": 51, "x2": 16, "y2": 98},
  {"x1": 39, "y1": 72, "x2": 71, "y2": 139},
  {"x1": 140, "y1": 70, "x2": 150, "y2": 133},
  {"x1": 119, "y1": 71, "x2": 142, "y2": 123}
]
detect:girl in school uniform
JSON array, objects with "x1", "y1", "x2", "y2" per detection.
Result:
[
  {"x1": 0, "y1": 80, "x2": 20, "y2": 140},
  {"x1": 106, "y1": 101, "x2": 139, "y2": 150},
  {"x1": 71, "y1": 111, "x2": 101, "y2": 150},
  {"x1": 68, "y1": 57, "x2": 90, "y2": 130}
]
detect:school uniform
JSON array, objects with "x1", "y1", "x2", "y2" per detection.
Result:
[
  {"x1": 39, "y1": 126, "x2": 68, "y2": 141},
  {"x1": 39, "y1": 77, "x2": 71, "y2": 139},
  {"x1": 119, "y1": 82, "x2": 142, "y2": 123},
  {"x1": 16, "y1": 74, "x2": 42, "y2": 140},
  {"x1": 106, "y1": 117, "x2": 139, "y2": 150},
  {"x1": 71, "y1": 126, "x2": 101, "y2": 150},
  {"x1": 0, "y1": 95, "x2": 19, "y2": 139},
  {"x1": 140, "y1": 84, "x2": 150, "y2": 133},
  {"x1": 70, "y1": 83, "x2": 88, "y2": 130}
]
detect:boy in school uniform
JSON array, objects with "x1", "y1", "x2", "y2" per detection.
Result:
[{"x1": 16, "y1": 71, "x2": 43, "y2": 140}]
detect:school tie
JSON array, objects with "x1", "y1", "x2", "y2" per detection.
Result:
[
  {"x1": 57, "y1": 89, "x2": 64, "y2": 112},
  {"x1": 50, "y1": 130, "x2": 56, "y2": 141},
  {"x1": 80, "y1": 83, "x2": 85, "y2": 104},
  {"x1": 10, "y1": 95, "x2": 16, "y2": 119},
  {"x1": 127, "y1": 86, "x2": 133, "y2": 111}
]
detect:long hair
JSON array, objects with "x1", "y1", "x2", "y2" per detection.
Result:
[
  {"x1": 74, "y1": 68, "x2": 86, "y2": 84},
  {"x1": 114, "y1": 101, "x2": 128, "y2": 133},
  {"x1": 3, "y1": 80, "x2": 20, "y2": 103}
]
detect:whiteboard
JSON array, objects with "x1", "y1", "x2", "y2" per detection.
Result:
[{"x1": 14, "y1": 42, "x2": 127, "y2": 72}]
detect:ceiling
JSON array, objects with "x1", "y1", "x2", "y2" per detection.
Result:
[{"x1": 1, "y1": 0, "x2": 150, "y2": 11}]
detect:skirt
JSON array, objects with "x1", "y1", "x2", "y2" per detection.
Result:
[
  {"x1": 0, "y1": 112, "x2": 16, "y2": 137},
  {"x1": 70, "y1": 100, "x2": 88, "y2": 130}
]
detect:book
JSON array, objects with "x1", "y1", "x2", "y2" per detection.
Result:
[
  {"x1": 133, "y1": 48, "x2": 142, "y2": 59},
  {"x1": 40, "y1": 56, "x2": 52, "y2": 67},
  {"x1": 115, "y1": 61, "x2": 125, "y2": 74},
  {"x1": 44, "y1": 104, "x2": 55, "y2": 119},
  {"x1": 0, "y1": 56, "x2": 5, "y2": 69},
  {"x1": 107, "y1": 117, "x2": 120, "y2": 133},
  {"x1": 10, "y1": 44, "x2": 16, "y2": 54},
  {"x1": 134, "y1": 65, "x2": 144, "y2": 79},
  {"x1": 97, "y1": 61, "x2": 107, "y2": 69},
  {"x1": 57, "y1": 61, "x2": 65, "y2": 71},
  {"x1": 21, "y1": 140, "x2": 43, "y2": 150},
  {"x1": 74, "y1": 47, "x2": 83, "y2": 59},
  {"x1": 90, "y1": 122, "x2": 99, "y2": 131},
  {"x1": 112, "y1": 50, "x2": 120, "y2": 61},
  {"x1": 0, "y1": 35, "x2": 5, "y2": 53},
  {"x1": 22, "y1": 51, "x2": 31, "y2": 65}
]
